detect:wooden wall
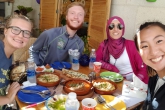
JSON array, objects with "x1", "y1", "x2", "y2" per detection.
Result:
[
  {"x1": 0, "y1": 0, "x2": 14, "y2": 2},
  {"x1": 88, "y1": 0, "x2": 111, "y2": 49},
  {"x1": 40, "y1": 0, "x2": 58, "y2": 31}
]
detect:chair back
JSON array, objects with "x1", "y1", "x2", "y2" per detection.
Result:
[{"x1": 13, "y1": 37, "x2": 37, "y2": 62}]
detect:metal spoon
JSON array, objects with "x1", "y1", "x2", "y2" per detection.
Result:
[{"x1": 97, "y1": 95, "x2": 116, "y2": 110}]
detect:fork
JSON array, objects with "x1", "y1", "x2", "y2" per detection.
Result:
[
  {"x1": 97, "y1": 95, "x2": 116, "y2": 110},
  {"x1": 20, "y1": 89, "x2": 50, "y2": 94},
  {"x1": 20, "y1": 89, "x2": 48, "y2": 98}
]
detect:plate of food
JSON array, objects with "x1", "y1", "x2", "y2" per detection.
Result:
[
  {"x1": 36, "y1": 72, "x2": 60, "y2": 87},
  {"x1": 61, "y1": 68, "x2": 89, "y2": 80},
  {"x1": 100, "y1": 71, "x2": 123, "y2": 82},
  {"x1": 63, "y1": 79, "x2": 93, "y2": 96},
  {"x1": 95, "y1": 95, "x2": 126, "y2": 110},
  {"x1": 45, "y1": 94, "x2": 67, "y2": 110},
  {"x1": 93, "y1": 79, "x2": 116, "y2": 95}
]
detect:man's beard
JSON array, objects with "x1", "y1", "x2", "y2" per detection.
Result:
[{"x1": 66, "y1": 20, "x2": 83, "y2": 30}]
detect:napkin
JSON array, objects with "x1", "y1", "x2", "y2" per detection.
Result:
[
  {"x1": 133, "y1": 74, "x2": 148, "y2": 90},
  {"x1": 122, "y1": 80, "x2": 147, "y2": 100},
  {"x1": 21, "y1": 81, "x2": 36, "y2": 89},
  {"x1": 117, "y1": 95, "x2": 144, "y2": 108}
]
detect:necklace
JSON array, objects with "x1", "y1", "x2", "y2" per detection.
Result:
[{"x1": 114, "y1": 59, "x2": 117, "y2": 66}]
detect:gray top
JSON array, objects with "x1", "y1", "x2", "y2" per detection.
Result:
[{"x1": 29, "y1": 26, "x2": 84, "y2": 66}]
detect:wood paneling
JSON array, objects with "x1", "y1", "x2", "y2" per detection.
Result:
[
  {"x1": 88, "y1": 0, "x2": 111, "y2": 49},
  {"x1": 40, "y1": 0, "x2": 60, "y2": 31},
  {"x1": 40, "y1": 0, "x2": 91, "y2": 29},
  {"x1": 0, "y1": 0, "x2": 14, "y2": 2}
]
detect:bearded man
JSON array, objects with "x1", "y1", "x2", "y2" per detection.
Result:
[{"x1": 30, "y1": 2, "x2": 85, "y2": 66}]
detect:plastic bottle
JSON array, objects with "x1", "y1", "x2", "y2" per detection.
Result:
[
  {"x1": 89, "y1": 49, "x2": 96, "y2": 69},
  {"x1": 72, "y1": 49, "x2": 80, "y2": 71},
  {"x1": 65, "y1": 92, "x2": 80, "y2": 110},
  {"x1": 68, "y1": 49, "x2": 74, "y2": 63},
  {"x1": 27, "y1": 58, "x2": 36, "y2": 83}
]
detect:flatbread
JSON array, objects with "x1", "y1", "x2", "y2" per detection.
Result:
[
  {"x1": 10, "y1": 63, "x2": 26, "y2": 81},
  {"x1": 62, "y1": 69, "x2": 89, "y2": 80},
  {"x1": 11, "y1": 64, "x2": 25, "y2": 73}
]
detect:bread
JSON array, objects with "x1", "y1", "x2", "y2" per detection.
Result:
[
  {"x1": 11, "y1": 64, "x2": 25, "y2": 73},
  {"x1": 10, "y1": 63, "x2": 26, "y2": 82}
]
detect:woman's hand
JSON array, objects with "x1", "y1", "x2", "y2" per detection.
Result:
[{"x1": 6, "y1": 82, "x2": 20, "y2": 103}]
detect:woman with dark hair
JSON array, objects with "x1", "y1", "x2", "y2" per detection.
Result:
[
  {"x1": 96, "y1": 16, "x2": 148, "y2": 85},
  {"x1": 134, "y1": 21, "x2": 165, "y2": 110}
]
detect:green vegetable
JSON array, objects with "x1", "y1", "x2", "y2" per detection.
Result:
[{"x1": 48, "y1": 98, "x2": 66, "y2": 110}]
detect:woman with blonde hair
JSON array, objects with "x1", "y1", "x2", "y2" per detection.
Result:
[{"x1": 0, "y1": 14, "x2": 33, "y2": 109}]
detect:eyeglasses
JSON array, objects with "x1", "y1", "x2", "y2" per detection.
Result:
[
  {"x1": 109, "y1": 24, "x2": 124, "y2": 30},
  {"x1": 7, "y1": 26, "x2": 31, "y2": 38}
]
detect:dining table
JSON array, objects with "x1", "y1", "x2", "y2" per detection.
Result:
[{"x1": 15, "y1": 66, "x2": 143, "y2": 110}]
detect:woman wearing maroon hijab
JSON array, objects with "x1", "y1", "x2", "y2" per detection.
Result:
[{"x1": 96, "y1": 16, "x2": 148, "y2": 84}]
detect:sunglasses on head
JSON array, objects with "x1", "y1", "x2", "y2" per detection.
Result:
[{"x1": 109, "y1": 24, "x2": 124, "y2": 30}]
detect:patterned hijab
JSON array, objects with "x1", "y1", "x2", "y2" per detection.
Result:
[{"x1": 103, "y1": 16, "x2": 125, "y2": 62}]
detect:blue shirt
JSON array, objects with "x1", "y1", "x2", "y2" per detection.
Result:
[{"x1": 0, "y1": 40, "x2": 12, "y2": 96}]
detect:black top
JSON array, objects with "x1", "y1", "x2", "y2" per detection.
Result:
[{"x1": 143, "y1": 74, "x2": 165, "y2": 110}]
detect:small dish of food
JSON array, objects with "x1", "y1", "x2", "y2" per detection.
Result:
[
  {"x1": 63, "y1": 79, "x2": 93, "y2": 96},
  {"x1": 46, "y1": 94, "x2": 67, "y2": 110},
  {"x1": 93, "y1": 79, "x2": 117, "y2": 95},
  {"x1": 36, "y1": 65, "x2": 54, "y2": 73},
  {"x1": 35, "y1": 66, "x2": 45, "y2": 73},
  {"x1": 36, "y1": 72, "x2": 60, "y2": 87}
]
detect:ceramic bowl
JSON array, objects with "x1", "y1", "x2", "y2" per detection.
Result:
[
  {"x1": 93, "y1": 79, "x2": 117, "y2": 95},
  {"x1": 36, "y1": 72, "x2": 60, "y2": 87},
  {"x1": 35, "y1": 66, "x2": 45, "y2": 73},
  {"x1": 63, "y1": 78, "x2": 93, "y2": 96},
  {"x1": 35, "y1": 65, "x2": 54, "y2": 73},
  {"x1": 46, "y1": 94, "x2": 67, "y2": 110}
]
